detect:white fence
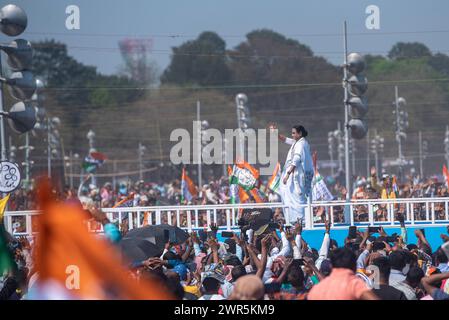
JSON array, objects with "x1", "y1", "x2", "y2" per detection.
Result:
[{"x1": 4, "y1": 197, "x2": 449, "y2": 236}]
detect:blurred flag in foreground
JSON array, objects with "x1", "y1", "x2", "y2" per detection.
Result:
[
  {"x1": 181, "y1": 168, "x2": 197, "y2": 202},
  {"x1": 30, "y1": 180, "x2": 172, "y2": 300},
  {"x1": 0, "y1": 194, "x2": 16, "y2": 275}
]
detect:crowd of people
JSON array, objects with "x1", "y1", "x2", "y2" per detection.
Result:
[
  {"x1": 2, "y1": 204, "x2": 449, "y2": 300},
  {"x1": 6, "y1": 167, "x2": 449, "y2": 234},
  {"x1": 7, "y1": 167, "x2": 449, "y2": 212}
]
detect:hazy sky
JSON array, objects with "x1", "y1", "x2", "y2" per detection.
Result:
[{"x1": 6, "y1": 0, "x2": 449, "y2": 75}]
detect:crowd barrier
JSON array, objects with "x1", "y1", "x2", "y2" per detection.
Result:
[{"x1": 4, "y1": 197, "x2": 449, "y2": 236}]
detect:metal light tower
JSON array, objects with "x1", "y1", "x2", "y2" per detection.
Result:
[
  {"x1": 47, "y1": 117, "x2": 61, "y2": 178},
  {"x1": 9, "y1": 138, "x2": 16, "y2": 163},
  {"x1": 370, "y1": 130, "x2": 384, "y2": 175},
  {"x1": 19, "y1": 132, "x2": 34, "y2": 188},
  {"x1": 138, "y1": 142, "x2": 146, "y2": 181},
  {"x1": 0, "y1": 5, "x2": 37, "y2": 161},
  {"x1": 65, "y1": 151, "x2": 79, "y2": 189},
  {"x1": 87, "y1": 129, "x2": 96, "y2": 186},
  {"x1": 196, "y1": 101, "x2": 202, "y2": 188},
  {"x1": 222, "y1": 135, "x2": 228, "y2": 177},
  {"x1": 333, "y1": 123, "x2": 344, "y2": 172},
  {"x1": 342, "y1": 21, "x2": 369, "y2": 198},
  {"x1": 444, "y1": 125, "x2": 449, "y2": 169},
  {"x1": 235, "y1": 93, "x2": 250, "y2": 161},
  {"x1": 328, "y1": 123, "x2": 344, "y2": 175},
  {"x1": 393, "y1": 86, "x2": 408, "y2": 179},
  {"x1": 366, "y1": 129, "x2": 370, "y2": 177},
  {"x1": 350, "y1": 138, "x2": 357, "y2": 176},
  {"x1": 200, "y1": 119, "x2": 209, "y2": 185},
  {"x1": 328, "y1": 131, "x2": 335, "y2": 176},
  {"x1": 418, "y1": 131, "x2": 428, "y2": 179}
]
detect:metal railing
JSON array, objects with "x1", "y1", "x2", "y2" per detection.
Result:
[{"x1": 4, "y1": 197, "x2": 449, "y2": 236}]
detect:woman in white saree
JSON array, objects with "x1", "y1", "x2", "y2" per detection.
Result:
[{"x1": 272, "y1": 124, "x2": 314, "y2": 223}]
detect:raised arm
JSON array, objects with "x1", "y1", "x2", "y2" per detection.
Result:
[
  {"x1": 77, "y1": 174, "x2": 92, "y2": 198},
  {"x1": 421, "y1": 272, "x2": 449, "y2": 298},
  {"x1": 277, "y1": 227, "x2": 291, "y2": 258},
  {"x1": 272, "y1": 258, "x2": 293, "y2": 284},
  {"x1": 315, "y1": 221, "x2": 331, "y2": 269},
  {"x1": 247, "y1": 244, "x2": 262, "y2": 272},
  {"x1": 181, "y1": 238, "x2": 193, "y2": 262},
  {"x1": 256, "y1": 235, "x2": 271, "y2": 279},
  {"x1": 415, "y1": 229, "x2": 431, "y2": 252},
  {"x1": 269, "y1": 123, "x2": 287, "y2": 143}
]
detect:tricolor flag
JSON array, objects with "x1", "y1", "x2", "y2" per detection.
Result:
[
  {"x1": 181, "y1": 168, "x2": 197, "y2": 202},
  {"x1": 229, "y1": 161, "x2": 259, "y2": 191},
  {"x1": 312, "y1": 173, "x2": 333, "y2": 202},
  {"x1": 443, "y1": 165, "x2": 449, "y2": 188},
  {"x1": 228, "y1": 166, "x2": 249, "y2": 204},
  {"x1": 82, "y1": 151, "x2": 107, "y2": 173},
  {"x1": 267, "y1": 162, "x2": 281, "y2": 195},
  {"x1": 311, "y1": 151, "x2": 333, "y2": 202}
]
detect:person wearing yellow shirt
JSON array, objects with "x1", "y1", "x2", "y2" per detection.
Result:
[{"x1": 370, "y1": 167, "x2": 396, "y2": 199}]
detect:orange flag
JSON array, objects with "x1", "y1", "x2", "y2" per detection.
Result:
[
  {"x1": 443, "y1": 165, "x2": 449, "y2": 187},
  {"x1": 181, "y1": 167, "x2": 198, "y2": 202},
  {"x1": 33, "y1": 180, "x2": 172, "y2": 300},
  {"x1": 239, "y1": 188, "x2": 250, "y2": 203}
]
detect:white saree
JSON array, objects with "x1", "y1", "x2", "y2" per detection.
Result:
[{"x1": 279, "y1": 137, "x2": 314, "y2": 223}]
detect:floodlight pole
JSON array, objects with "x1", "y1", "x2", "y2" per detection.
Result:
[
  {"x1": 394, "y1": 85, "x2": 404, "y2": 178},
  {"x1": 0, "y1": 53, "x2": 7, "y2": 161},
  {"x1": 343, "y1": 21, "x2": 351, "y2": 199},
  {"x1": 197, "y1": 101, "x2": 202, "y2": 189},
  {"x1": 24, "y1": 132, "x2": 30, "y2": 183},
  {"x1": 366, "y1": 129, "x2": 370, "y2": 177}
]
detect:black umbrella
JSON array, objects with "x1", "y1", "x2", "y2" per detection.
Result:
[
  {"x1": 124, "y1": 224, "x2": 189, "y2": 250},
  {"x1": 240, "y1": 207, "x2": 273, "y2": 231},
  {"x1": 119, "y1": 237, "x2": 161, "y2": 263}
]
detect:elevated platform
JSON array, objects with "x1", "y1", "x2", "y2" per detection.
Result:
[{"x1": 4, "y1": 197, "x2": 449, "y2": 249}]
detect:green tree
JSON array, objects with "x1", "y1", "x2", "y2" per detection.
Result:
[
  {"x1": 161, "y1": 31, "x2": 231, "y2": 86},
  {"x1": 32, "y1": 40, "x2": 143, "y2": 107},
  {"x1": 227, "y1": 29, "x2": 341, "y2": 137},
  {"x1": 388, "y1": 42, "x2": 432, "y2": 60},
  {"x1": 428, "y1": 53, "x2": 449, "y2": 77}
]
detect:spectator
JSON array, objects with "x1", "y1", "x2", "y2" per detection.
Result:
[
  {"x1": 421, "y1": 271, "x2": 449, "y2": 300},
  {"x1": 389, "y1": 250, "x2": 407, "y2": 287},
  {"x1": 394, "y1": 266, "x2": 425, "y2": 300},
  {"x1": 198, "y1": 275, "x2": 225, "y2": 300},
  {"x1": 229, "y1": 275, "x2": 264, "y2": 300},
  {"x1": 434, "y1": 247, "x2": 449, "y2": 273},
  {"x1": 307, "y1": 247, "x2": 378, "y2": 300},
  {"x1": 371, "y1": 256, "x2": 407, "y2": 300}
]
